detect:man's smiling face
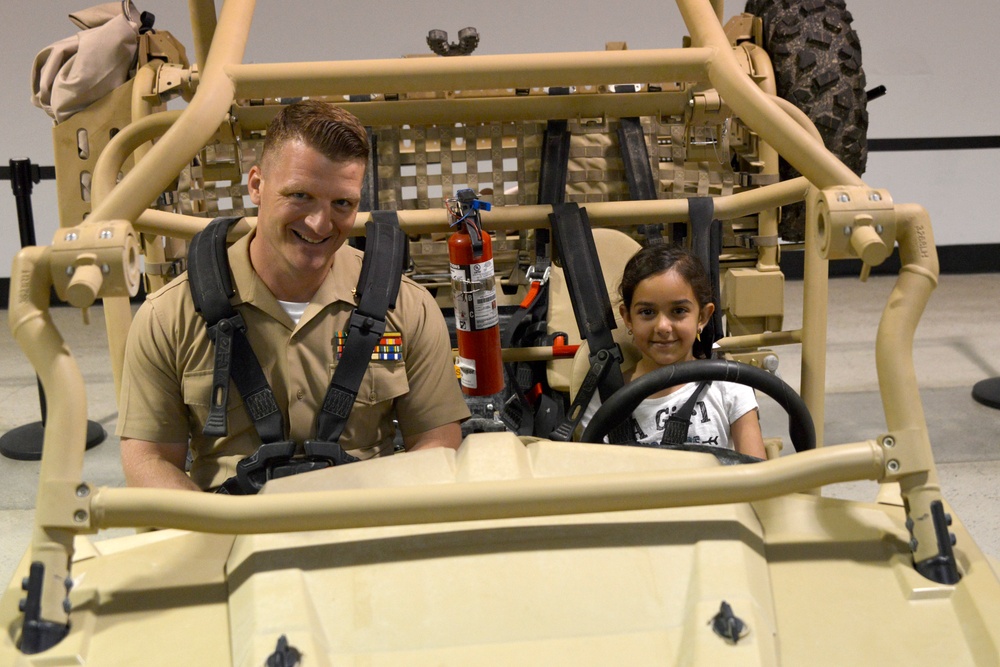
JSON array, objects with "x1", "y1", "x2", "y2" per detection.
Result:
[{"x1": 247, "y1": 138, "x2": 365, "y2": 302}]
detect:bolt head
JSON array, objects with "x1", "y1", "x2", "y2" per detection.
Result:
[
  {"x1": 887, "y1": 459, "x2": 900, "y2": 472},
  {"x1": 838, "y1": 193, "x2": 850, "y2": 203},
  {"x1": 64, "y1": 232, "x2": 78, "y2": 241},
  {"x1": 843, "y1": 226, "x2": 853, "y2": 236},
  {"x1": 762, "y1": 354, "x2": 779, "y2": 372},
  {"x1": 73, "y1": 510, "x2": 88, "y2": 523},
  {"x1": 870, "y1": 192, "x2": 882, "y2": 201},
  {"x1": 99, "y1": 229, "x2": 113, "y2": 239},
  {"x1": 883, "y1": 436, "x2": 895, "y2": 448}
]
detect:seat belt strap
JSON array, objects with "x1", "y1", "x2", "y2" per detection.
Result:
[
  {"x1": 192, "y1": 214, "x2": 405, "y2": 494},
  {"x1": 617, "y1": 116, "x2": 664, "y2": 244},
  {"x1": 660, "y1": 381, "x2": 712, "y2": 446},
  {"x1": 548, "y1": 346, "x2": 621, "y2": 442},
  {"x1": 499, "y1": 266, "x2": 550, "y2": 434},
  {"x1": 533, "y1": 114, "x2": 571, "y2": 282},
  {"x1": 189, "y1": 216, "x2": 286, "y2": 443},
  {"x1": 500, "y1": 114, "x2": 572, "y2": 434},
  {"x1": 314, "y1": 211, "x2": 407, "y2": 442},
  {"x1": 547, "y1": 203, "x2": 632, "y2": 444},
  {"x1": 688, "y1": 197, "x2": 723, "y2": 359}
]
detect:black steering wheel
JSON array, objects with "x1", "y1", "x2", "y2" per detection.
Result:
[{"x1": 579, "y1": 359, "x2": 816, "y2": 461}]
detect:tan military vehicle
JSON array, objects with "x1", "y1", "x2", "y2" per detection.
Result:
[{"x1": 3, "y1": 0, "x2": 999, "y2": 664}]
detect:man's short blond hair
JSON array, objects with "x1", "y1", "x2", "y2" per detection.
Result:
[{"x1": 260, "y1": 100, "x2": 369, "y2": 171}]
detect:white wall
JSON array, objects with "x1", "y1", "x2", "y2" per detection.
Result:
[{"x1": 2, "y1": 0, "x2": 998, "y2": 279}]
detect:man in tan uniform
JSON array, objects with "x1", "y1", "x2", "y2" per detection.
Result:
[{"x1": 117, "y1": 101, "x2": 470, "y2": 491}]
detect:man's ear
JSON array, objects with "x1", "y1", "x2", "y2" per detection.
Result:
[{"x1": 247, "y1": 165, "x2": 263, "y2": 206}]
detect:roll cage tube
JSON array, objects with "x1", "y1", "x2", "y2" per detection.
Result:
[{"x1": 580, "y1": 359, "x2": 816, "y2": 452}]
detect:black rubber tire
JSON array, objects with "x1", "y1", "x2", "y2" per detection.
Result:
[{"x1": 744, "y1": 0, "x2": 868, "y2": 242}]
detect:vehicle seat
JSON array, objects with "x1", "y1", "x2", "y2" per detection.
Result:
[{"x1": 546, "y1": 228, "x2": 642, "y2": 393}]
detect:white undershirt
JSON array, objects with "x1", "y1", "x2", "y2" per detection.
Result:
[{"x1": 277, "y1": 299, "x2": 309, "y2": 325}]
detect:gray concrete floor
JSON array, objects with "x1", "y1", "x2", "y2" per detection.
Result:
[{"x1": 1, "y1": 273, "x2": 999, "y2": 586}]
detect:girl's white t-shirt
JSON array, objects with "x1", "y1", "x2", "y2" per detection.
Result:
[{"x1": 578, "y1": 381, "x2": 758, "y2": 450}]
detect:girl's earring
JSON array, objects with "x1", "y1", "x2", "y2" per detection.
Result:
[
  {"x1": 696, "y1": 328, "x2": 702, "y2": 342},
  {"x1": 627, "y1": 329, "x2": 633, "y2": 336}
]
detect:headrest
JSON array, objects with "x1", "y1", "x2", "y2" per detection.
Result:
[{"x1": 547, "y1": 228, "x2": 641, "y2": 393}]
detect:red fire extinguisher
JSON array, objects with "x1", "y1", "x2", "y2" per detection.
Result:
[{"x1": 447, "y1": 189, "x2": 504, "y2": 396}]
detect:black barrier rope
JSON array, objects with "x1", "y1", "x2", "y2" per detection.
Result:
[{"x1": 0, "y1": 157, "x2": 106, "y2": 460}]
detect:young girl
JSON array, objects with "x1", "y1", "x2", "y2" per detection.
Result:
[{"x1": 579, "y1": 244, "x2": 766, "y2": 459}]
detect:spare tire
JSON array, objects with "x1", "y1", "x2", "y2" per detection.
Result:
[{"x1": 744, "y1": 0, "x2": 868, "y2": 241}]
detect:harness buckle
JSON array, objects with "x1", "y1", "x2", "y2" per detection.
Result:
[
  {"x1": 218, "y1": 439, "x2": 361, "y2": 495},
  {"x1": 348, "y1": 309, "x2": 386, "y2": 338},
  {"x1": 303, "y1": 440, "x2": 362, "y2": 467},
  {"x1": 207, "y1": 312, "x2": 247, "y2": 341},
  {"x1": 232, "y1": 440, "x2": 296, "y2": 493},
  {"x1": 525, "y1": 264, "x2": 551, "y2": 285}
]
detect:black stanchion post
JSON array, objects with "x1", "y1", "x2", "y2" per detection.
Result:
[
  {"x1": 1, "y1": 157, "x2": 106, "y2": 460},
  {"x1": 972, "y1": 378, "x2": 1000, "y2": 410}
]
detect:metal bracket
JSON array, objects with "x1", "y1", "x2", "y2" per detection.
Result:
[
  {"x1": 876, "y1": 429, "x2": 935, "y2": 482},
  {"x1": 49, "y1": 221, "x2": 141, "y2": 309},
  {"x1": 34, "y1": 481, "x2": 96, "y2": 532},
  {"x1": 688, "y1": 91, "x2": 728, "y2": 125},
  {"x1": 814, "y1": 186, "x2": 896, "y2": 269},
  {"x1": 155, "y1": 63, "x2": 193, "y2": 100}
]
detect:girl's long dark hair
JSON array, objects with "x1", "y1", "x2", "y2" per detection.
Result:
[{"x1": 618, "y1": 244, "x2": 713, "y2": 313}]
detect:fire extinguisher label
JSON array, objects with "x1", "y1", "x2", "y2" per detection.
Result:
[
  {"x1": 450, "y1": 259, "x2": 499, "y2": 332},
  {"x1": 456, "y1": 356, "x2": 478, "y2": 388}
]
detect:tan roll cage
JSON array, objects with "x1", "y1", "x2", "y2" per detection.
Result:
[{"x1": 9, "y1": 0, "x2": 943, "y2": 632}]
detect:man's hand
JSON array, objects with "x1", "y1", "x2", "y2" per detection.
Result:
[
  {"x1": 403, "y1": 421, "x2": 463, "y2": 451},
  {"x1": 120, "y1": 438, "x2": 201, "y2": 491}
]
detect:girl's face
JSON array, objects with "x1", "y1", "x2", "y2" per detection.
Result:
[{"x1": 620, "y1": 268, "x2": 714, "y2": 369}]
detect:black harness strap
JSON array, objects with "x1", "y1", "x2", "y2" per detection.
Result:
[
  {"x1": 546, "y1": 203, "x2": 632, "y2": 444},
  {"x1": 659, "y1": 381, "x2": 712, "y2": 446},
  {"x1": 532, "y1": 114, "x2": 571, "y2": 279},
  {"x1": 688, "y1": 197, "x2": 723, "y2": 359},
  {"x1": 499, "y1": 278, "x2": 549, "y2": 435},
  {"x1": 349, "y1": 129, "x2": 380, "y2": 254},
  {"x1": 617, "y1": 116, "x2": 664, "y2": 245},
  {"x1": 315, "y1": 212, "x2": 407, "y2": 442},
  {"x1": 538, "y1": 118, "x2": 571, "y2": 207},
  {"x1": 189, "y1": 216, "x2": 286, "y2": 443},
  {"x1": 189, "y1": 213, "x2": 407, "y2": 494},
  {"x1": 500, "y1": 115, "x2": 572, "y2": 435}
]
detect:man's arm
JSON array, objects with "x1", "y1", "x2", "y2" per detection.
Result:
[
  {"x1": 390, "y1": 279, "x2": 471, "y2": 450},
  {"x1": 120, "y1": 438, "x2": 201, "y2": 491},
  {"x1": 403, "y1": 421, "x2": 463, "y2": 451}
]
